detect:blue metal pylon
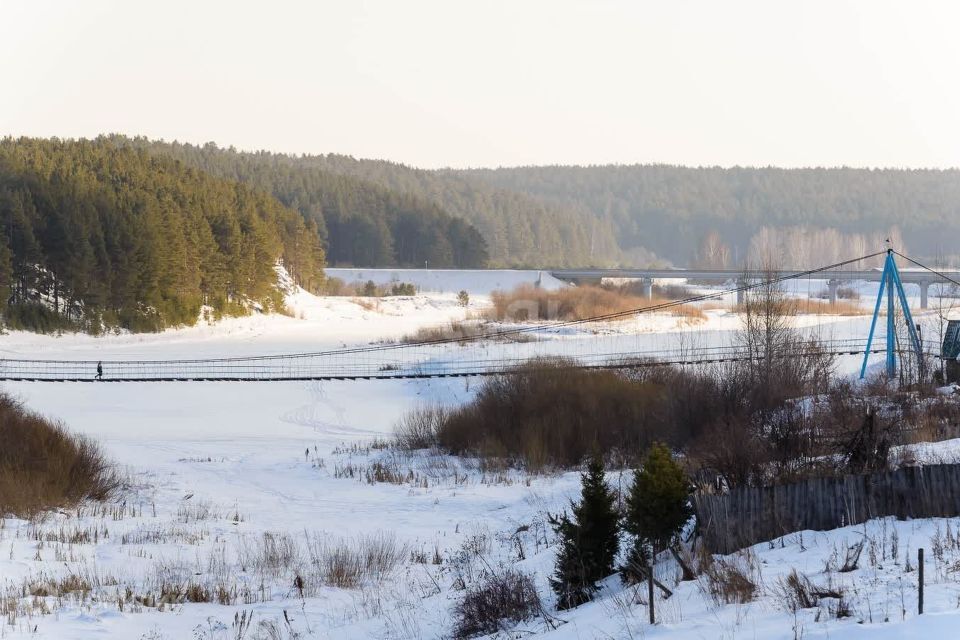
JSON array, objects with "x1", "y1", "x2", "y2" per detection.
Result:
[{"x1": 860, "y1": 250, "x2": 924, "y2": 379}]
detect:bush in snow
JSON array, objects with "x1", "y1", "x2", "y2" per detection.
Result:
[
  {"x1": 390, "y1": 282, "x2": 416, "y2": 296},
  {"x1": 0, "y1": 393, "x2": 119, "y2": 517},
  {"x1": 394, "y1": 405, "x2": 447, "y2": 450},
  {"x1": 433, "y1": 358, "x2": 666, "y2": 469},
  {"x1": 453, "y1": 569, "x2": 542, "y2": 639},
  {"x1": 361, "y1": 280, "x2": 378, "y2": 297}
]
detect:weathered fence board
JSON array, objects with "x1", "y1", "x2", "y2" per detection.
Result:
[{"x1": 694, "y1": 463, "x2": 960, "y2": 553}]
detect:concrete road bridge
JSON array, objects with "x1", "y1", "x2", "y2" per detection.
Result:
[{"x1": 548, "y1": 267, "x2": 959, "y2": 309}]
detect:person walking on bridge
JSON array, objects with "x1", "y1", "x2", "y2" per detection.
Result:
[{"x1": 96, "y1": 361, "x2": 103, "y2": 380}]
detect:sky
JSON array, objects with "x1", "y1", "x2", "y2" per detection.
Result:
[{"x1": 3, "y1": 0, "x2": 960, "y2": 169}]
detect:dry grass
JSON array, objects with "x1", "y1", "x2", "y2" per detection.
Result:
[
  {"x1": 792, "y1": 298, "x2": 865, "y2": 316},
  {"x1": 394, "y1": 320, "x2": 537, "y2": 345},
  {"x1": 734, "y1": 297, "x2": 865, "y2": 317},
  {"x1": 489, "y1": 284, "x2": 705, "y2": 322},
  {"x1": 0, "y1": 394, "x2": 119, "y2": 517},
  {"x1": 351, "y1": 297, "x2": 382, "y2": 312},
  {"x1": 699, "y1": 551, "x2": 759, "y2": 605},
  {"x1": 307, "y1": 532, "x2": 408, "y2": 588}
]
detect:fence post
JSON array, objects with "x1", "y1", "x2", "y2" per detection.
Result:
[
  {"x1": 648, "y1": 562, "x2": 655, "y2": 624},
  {"x1": 919, "y1": 548, "x2": 924, "y2": 615}
]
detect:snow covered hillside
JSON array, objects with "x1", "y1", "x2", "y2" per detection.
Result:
[{"x1": 1, "y1": 273, "x2": 958, "y2": 639}]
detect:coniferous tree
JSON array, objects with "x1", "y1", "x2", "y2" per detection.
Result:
[
  {"x1": 105, "y1": 136, "x2": 491, "y2": 268},
  {"x1": 549, "y1": 455, "x2": 620, "y2": 609},
  {"x1": 0, "y1": 137, "x2": 326, "y2": 332},
  {"x1": 622, "y1": 443, "x2": 691, "y2": 583}
]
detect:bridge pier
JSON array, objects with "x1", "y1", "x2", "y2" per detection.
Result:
[
  {"x1": 920, "y1": 282, "x2": 929, "y2": 309},
  {"x1": 640, "y1": 278, "x2": 653, "y2": 299},
  {"x1": 828, "y1": 279, "x2": 840, "y2": 305},
  {"x1": 736, "y1": 279, "x2": 746, "y2": 306}
]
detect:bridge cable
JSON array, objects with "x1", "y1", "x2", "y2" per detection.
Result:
[{"x1": 893, "y1": 251, "x2": 960, "y2": 289}]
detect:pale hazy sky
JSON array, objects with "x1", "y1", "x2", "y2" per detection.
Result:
[{"x1": 3, "y1": 0, "x2": 960, "y2": 169}]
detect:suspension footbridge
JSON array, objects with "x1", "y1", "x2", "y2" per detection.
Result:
[{"x1": 2, "y1": 250, "x2": 955, "y2": 383}]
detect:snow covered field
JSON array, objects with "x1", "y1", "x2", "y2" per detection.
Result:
[{"x1": 1, "y1": 273, "x2": 959, "y2": 639}]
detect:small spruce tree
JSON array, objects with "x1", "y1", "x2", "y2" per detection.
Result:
[
  {"x1": 622, "y1": 443, "x2": 692, "y2": 583},
  {"x1": 549, "y1": 455, "x2": 620, "y2": 609}
]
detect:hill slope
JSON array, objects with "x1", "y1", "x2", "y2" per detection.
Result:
[
  {"x1": 117, "y1": 138, "x2": 620, "y2": 268},
  {"x1": 159, "y1": 145, "x2": 960, "y2": 269},
  {"x1": 109, "y1": 136, "x2": 490, "y2": 269},
  {"x1": 0, "y1": 137, "x2": 325, "y2": 332},
  {"x1": 275, "y1": 153, "x2": 625, "y2": 267},
  {"x1": 458, "y1": 164, "x2": 960, "y2": 266}
]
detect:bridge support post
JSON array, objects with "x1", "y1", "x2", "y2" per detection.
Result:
[
  {"x1": 920, "y1": 282, "x2": 929, "y2": 309},
  {"x1": 828, "y1": 279, "x2": 839, "y2": 305},
  {"x1": 640, "y1": 278, "x2": 653, "y2": 300},
  {"x1": 886, "y1": 264, "x2": 896, "y2": 377},
  {"x1": 736, "y1": 279, "x2": 746, "y2": 307}
]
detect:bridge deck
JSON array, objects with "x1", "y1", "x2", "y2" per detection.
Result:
[
  {"x1": 0, "y1": 344, "x2": 892, "y2": 382},
  {"x1": 548, "y1": 268, "x2": 956, "y2": 284}
]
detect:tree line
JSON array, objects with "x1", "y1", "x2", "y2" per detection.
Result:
[
  {"x1": 0, "y1": 137, "x2": 325, "y2": 332},
  {"x1": 47, "y1": 139, "x2": 960, "y2": 272},
  {"x1": 106, "y1": 136, "x2": 489, "y2": 269},
  {"x1": 117, "y1": 141, "x2": 617, "y2": 268},
  {"x1": 460, "y1": 164, "x2": 960, "y2": 266},
  {"x1": 166, "y1": 148, "x2": 960, "y2": 269}
]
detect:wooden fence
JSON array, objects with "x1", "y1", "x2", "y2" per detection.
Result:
[{"x1": 694, "y1": 463, "x2": 960, "y2": 554}]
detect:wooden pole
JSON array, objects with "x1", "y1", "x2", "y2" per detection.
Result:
[
  {"x1": 919, "y1": 548, "x2": 924, "y2": 615},
  {"x1": 648, "y1": 565, "x2": 655, "y2": 624}
]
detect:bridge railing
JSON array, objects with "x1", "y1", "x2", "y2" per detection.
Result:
[{"x1": 0, "y1": 338, "x2": 898, "y2": 381}]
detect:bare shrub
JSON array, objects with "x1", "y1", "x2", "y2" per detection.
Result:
[
  {"x1": 839, "y1": 540, "x2": 865, "y2": 572},
  {"x1": 453, "y1": 569, "x2": 542, "y2": 639},
  {"x1": 422, "y1": 346, "x2": 837, "y2": 474},
  {"x1": 776, "y1": 570, "x2": 818, "y2": 611},
  {"x1": 400, "y1": 321, "x2": 486, "y2": 344},
  {"x1": 394, "y1": 405, "x2": 448, "y2": 450},
  {"x1": 432, "y1": 359, "x2": 669, "y2": 469},
  {"x1": 775, "y1": 569, "x2": 843, "y2": 612},
  {"x1": 0, "y1": 394, "x2": 120, "y2": 517},
  {"x1": 240, "y1": 532, "x2": 302, "y2": 578},
  {"x1": 837, "y1": 286, "x2": 859, "y2": 300},
  {"x1": 700, "y1": 552, "x2": 759, "y2": 605},
  {"x1": 736, "y1": 273, "x2": 835, "y2": 413}
]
